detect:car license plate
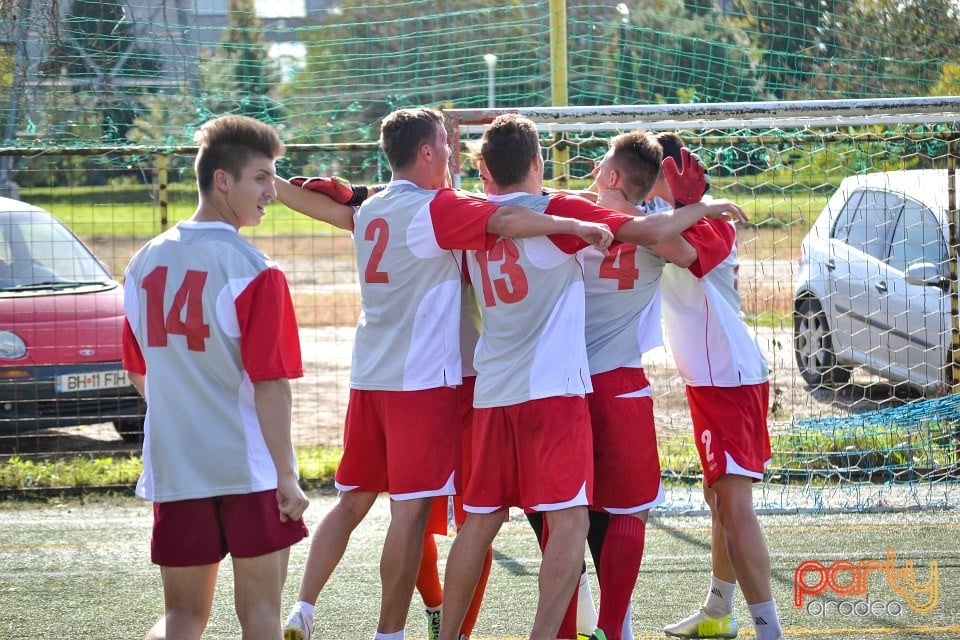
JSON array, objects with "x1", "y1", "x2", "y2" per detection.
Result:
[{"x1": 55, "y1": 369, "x2": 132, "y2": 393}]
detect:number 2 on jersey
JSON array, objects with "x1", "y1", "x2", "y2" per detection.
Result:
[
  {"x1": 141, "y1": 266, "x2": 211, "y2": 351},
  {"x1": 363, "y1": 218, "x2": 390, "y2": 283}
]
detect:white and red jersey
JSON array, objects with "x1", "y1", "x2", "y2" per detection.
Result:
[
  {"x1": 433, "y1": 191, "x2": 633, "y2": 408},
  {"x1": 122, "y1": 220, "x2": 303, "y2": 502},
  {"x1": 657, "y1": 215, "x2": 769, "y2": 386},
  {"x1": 350, "y1": 181, "x2": 498, "y2": 391},
  {"x1": 581, "y1": 241, "x2": 664, "y2": 375}
]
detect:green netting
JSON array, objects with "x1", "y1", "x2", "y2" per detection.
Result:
[
  {"x1": 3, "y1": 1, "x2": 960, "y2": 511},
  {"x1": 2, "y1": 0, "x2": 959, "y2": 156}
]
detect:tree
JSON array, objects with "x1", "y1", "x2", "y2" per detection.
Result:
[
  {"x1": 729, "y1": 0, "x2": 827, "y2": 99},
  {"x1": 217, "y1": 0, "x2": 283, "y2": 123},
  {"x1": 39, "y1": 0, "x2": 162, "y2": 142},
  {"x1": 622, "y1": 0, "x2": 769, "y2": 104},
  {"x1": 796, "y1": 0, "x2": 960, "y2": 98}
]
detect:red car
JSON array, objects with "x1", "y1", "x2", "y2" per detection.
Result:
[{"x1": 0, "y1": 196, "x2": 145, "y2": 443}]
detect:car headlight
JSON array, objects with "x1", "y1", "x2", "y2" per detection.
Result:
[{"x1": 0, "y1": 331, "x2": 27, "y2": 360}]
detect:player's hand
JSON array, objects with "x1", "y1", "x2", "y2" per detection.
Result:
[
  {"x1": 701, "y1": 197, "x2": 748, "y2": 223},
  {"x1": 574, "y1": 220, "x2": 614, "y2": 252},
  {"x1": 275, "y1": 475, "x2": 309, "y2": 523},
  {"x1": 289, "y1": 175, "x2": 370, "y2": 207},
  {"x1": 662, "y1": 148, "x2": 710, "y2": 207}
]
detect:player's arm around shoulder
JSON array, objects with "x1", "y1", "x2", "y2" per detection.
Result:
[
  {"x1": 275, "y1": 177, "x2": 355, "y2": 231},
  {"x1": 601, "y1": 190, "x2": 744, "y2": 247},
  {"x1": 488, "y1": 203, "x2": 613, "y2": 251}
]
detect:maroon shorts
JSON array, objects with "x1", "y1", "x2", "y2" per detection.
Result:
[
  {"x1": 464, "y1": 395, "x2": 593, "y2": 513},
  {"x1": 589, "y1": 367, "x2": 663, "y2": 513},
  {"x1": 151, "y1": 489, "x2": 308, "y2": 567},
  {"x1": 686, "y1": 382, "x2": 771, "y2": 487},
  {"x1": 336, "y1": 387, "x2": 460, "y2": 499}
]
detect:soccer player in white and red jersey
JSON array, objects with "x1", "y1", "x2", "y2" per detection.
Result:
[
  {"x1": 414, "y1": 269, "x2": 494, "y2": 640},
  {"x1": 651, "y1": 133, "x2": 786, "y2": 640},
  {"x1": 573, "y1": 130, "x2": 717, "y2": 640},
  {"x1": 436, "y1": 114, "x2": 746, "y2": 640},
  {"x1": 277, "y1": 107, "x2": 615, "y2": 640},
  {"x1": 121, "y1": 114, "x2": 310, "y2": 639}
]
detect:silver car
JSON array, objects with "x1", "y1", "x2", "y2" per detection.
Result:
[{"x1": 793, "y1": 169, "x2": 953, "y2": 395}]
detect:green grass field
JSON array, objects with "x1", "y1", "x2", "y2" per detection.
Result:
[{"x1": 1, "y1": 491, "x2": 958, "y2": 639}]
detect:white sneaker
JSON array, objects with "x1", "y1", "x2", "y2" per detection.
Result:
[
  {"x1": 284, "y1": 608, "x2": 313, "y2": 640},
  {"x1": 664, "y1": 609, "x2": 738, "y2": 639}
]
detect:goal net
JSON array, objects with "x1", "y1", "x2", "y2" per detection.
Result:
[{"x1": 447, "y1": 98, "x2": 960, "y2": 512}]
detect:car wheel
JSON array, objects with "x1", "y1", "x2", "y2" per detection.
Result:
[
  {"x1": 794, "y1": 297, "x2": 851, "y2": 386},
  {"x1": 113, "y1": 418, "x2": 144, "y2": 445}
]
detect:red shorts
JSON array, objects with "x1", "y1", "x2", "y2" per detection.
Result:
[
  {"x1": 425, "y1": 377, "x2": 478, "y2": 534},
  {"x1": 686, "y1": 382, "x2": 771, "y2": 487},
  {"x1": 454, "y1": 376, "x2": 476, "y2": 526},
  {"x1": 589, "y1": 368, "x2": 663, "y2": 513},
  {"x1": 464, "y1": 396, "x2": 593, "y2": 513},
  {"x1": 151, "y1": 490, "x2": 308, "y2": 567},
  {"x1": 336, "y1": 387, "x2": 460, "y2": 499}
]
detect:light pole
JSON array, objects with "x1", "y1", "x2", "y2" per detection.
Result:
[
  {"x1": 615, "y1": 3, "x2": 631, "y2": 104},
  {"x1": 483, "y1": 53, "x2": 498, "y2": 109}
]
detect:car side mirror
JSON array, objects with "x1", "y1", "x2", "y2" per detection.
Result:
[{"x1": 904, "y1": 261, "x2": 950, "y2": 291}]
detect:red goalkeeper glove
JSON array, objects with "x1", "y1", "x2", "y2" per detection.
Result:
[
  {"x1": 662, "y1": 148, "x2": 710, "y2": 207},
  {"x1": 289, "y1": 176, "x2": 370, "y2": 207}
]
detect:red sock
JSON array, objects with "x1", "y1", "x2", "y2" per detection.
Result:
[
  {"x1": 460, "y1": 545, "x2": 493, "y2": 636},
  {"x1": 416, "y1": 533, "x2": 443, "y2": 609},
  {"x1": 597, "y1": 516, "x2": 646, "y2": 640}
]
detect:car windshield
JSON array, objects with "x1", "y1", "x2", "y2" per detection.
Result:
[{"x1": 0, "y1": 210, "x2": 113, "y2": 290}]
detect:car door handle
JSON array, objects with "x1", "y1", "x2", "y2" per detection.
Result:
[
  {"x1": 875, "y1": 281, "x2": 888, "y2": 293},
  {"x1": 825, "y1": 259, "x2": 836, "y2": 270}
]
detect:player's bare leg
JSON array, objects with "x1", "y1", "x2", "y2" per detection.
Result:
[
  {"x1": 147, "y1": 564, "x2": 218, "y2": 639},
  {"x1": 532, "y1": 506, "x2": 589, "y2": 640},
  {"x1": 438, "y1": 511, "x2": 505, "y2": 640},
  {"x1": 296, "y1": 490, "x2": 377, "y2": 604},
  {"x1": 703, "y1": 484, "x2": 737, "y2": 583},
  {"x1": 710, "y1": 476, "x2": 770, "y2": 603},
  {"x1": 376, "y1": 496, "x2": 433, "y2": 633},
  {"x1": 233, "y1": 548, "x2": 289, "y2": 639},
  {"x1": 711, "y1": 475, "x2": 783, "y2": 640}
]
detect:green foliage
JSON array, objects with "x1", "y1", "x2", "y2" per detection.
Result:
[
  {"x1": 0, "y1": 455, "x2": 142, "y2": 490},
  {"x1": 770, "y1": 420, "x2": 960, "y2": 482},
  {"x1": 0, "y1": 447, "x2": 341, "y2": 494},
  {"x1": 623, "y1": 0, "x2": 769, "y2": 104},
  {"x1": 802, "y1": 0, "x2": 960, "y2": 99}
]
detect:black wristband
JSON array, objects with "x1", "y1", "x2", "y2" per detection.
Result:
[{"x1": 346, "y1": 186, "x2": 368, "y2": 207}]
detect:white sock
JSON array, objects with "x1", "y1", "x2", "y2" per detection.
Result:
[
  {"x1": 374, "y1": 631, "x2": 404, "y2": 640},
  {"x1": 747, "y1": 600, "x2": 782, "y2": 640},
  {"x1": 291, "y1": 600, "x2": 314, "y2": 624},
  {"x1": 703, "y1": 574, "x2": 737, "y2": 617},
  {"x1": 576, "y1": 569, "x2": 598, "y2": 634},
  {"x1": 425, "y1": 604, "x2": 441, "y2": 613},
  {"x1": 620, "y1": 600, "x2": 634, "y2": 640}
]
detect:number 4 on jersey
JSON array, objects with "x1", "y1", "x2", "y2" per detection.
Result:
[
  {"x1": 598, "y1": 244, "x2": 639, "y2": 290},
  {"x1": 141, "y1": 266, "x2": 211, "y2": 351}
]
